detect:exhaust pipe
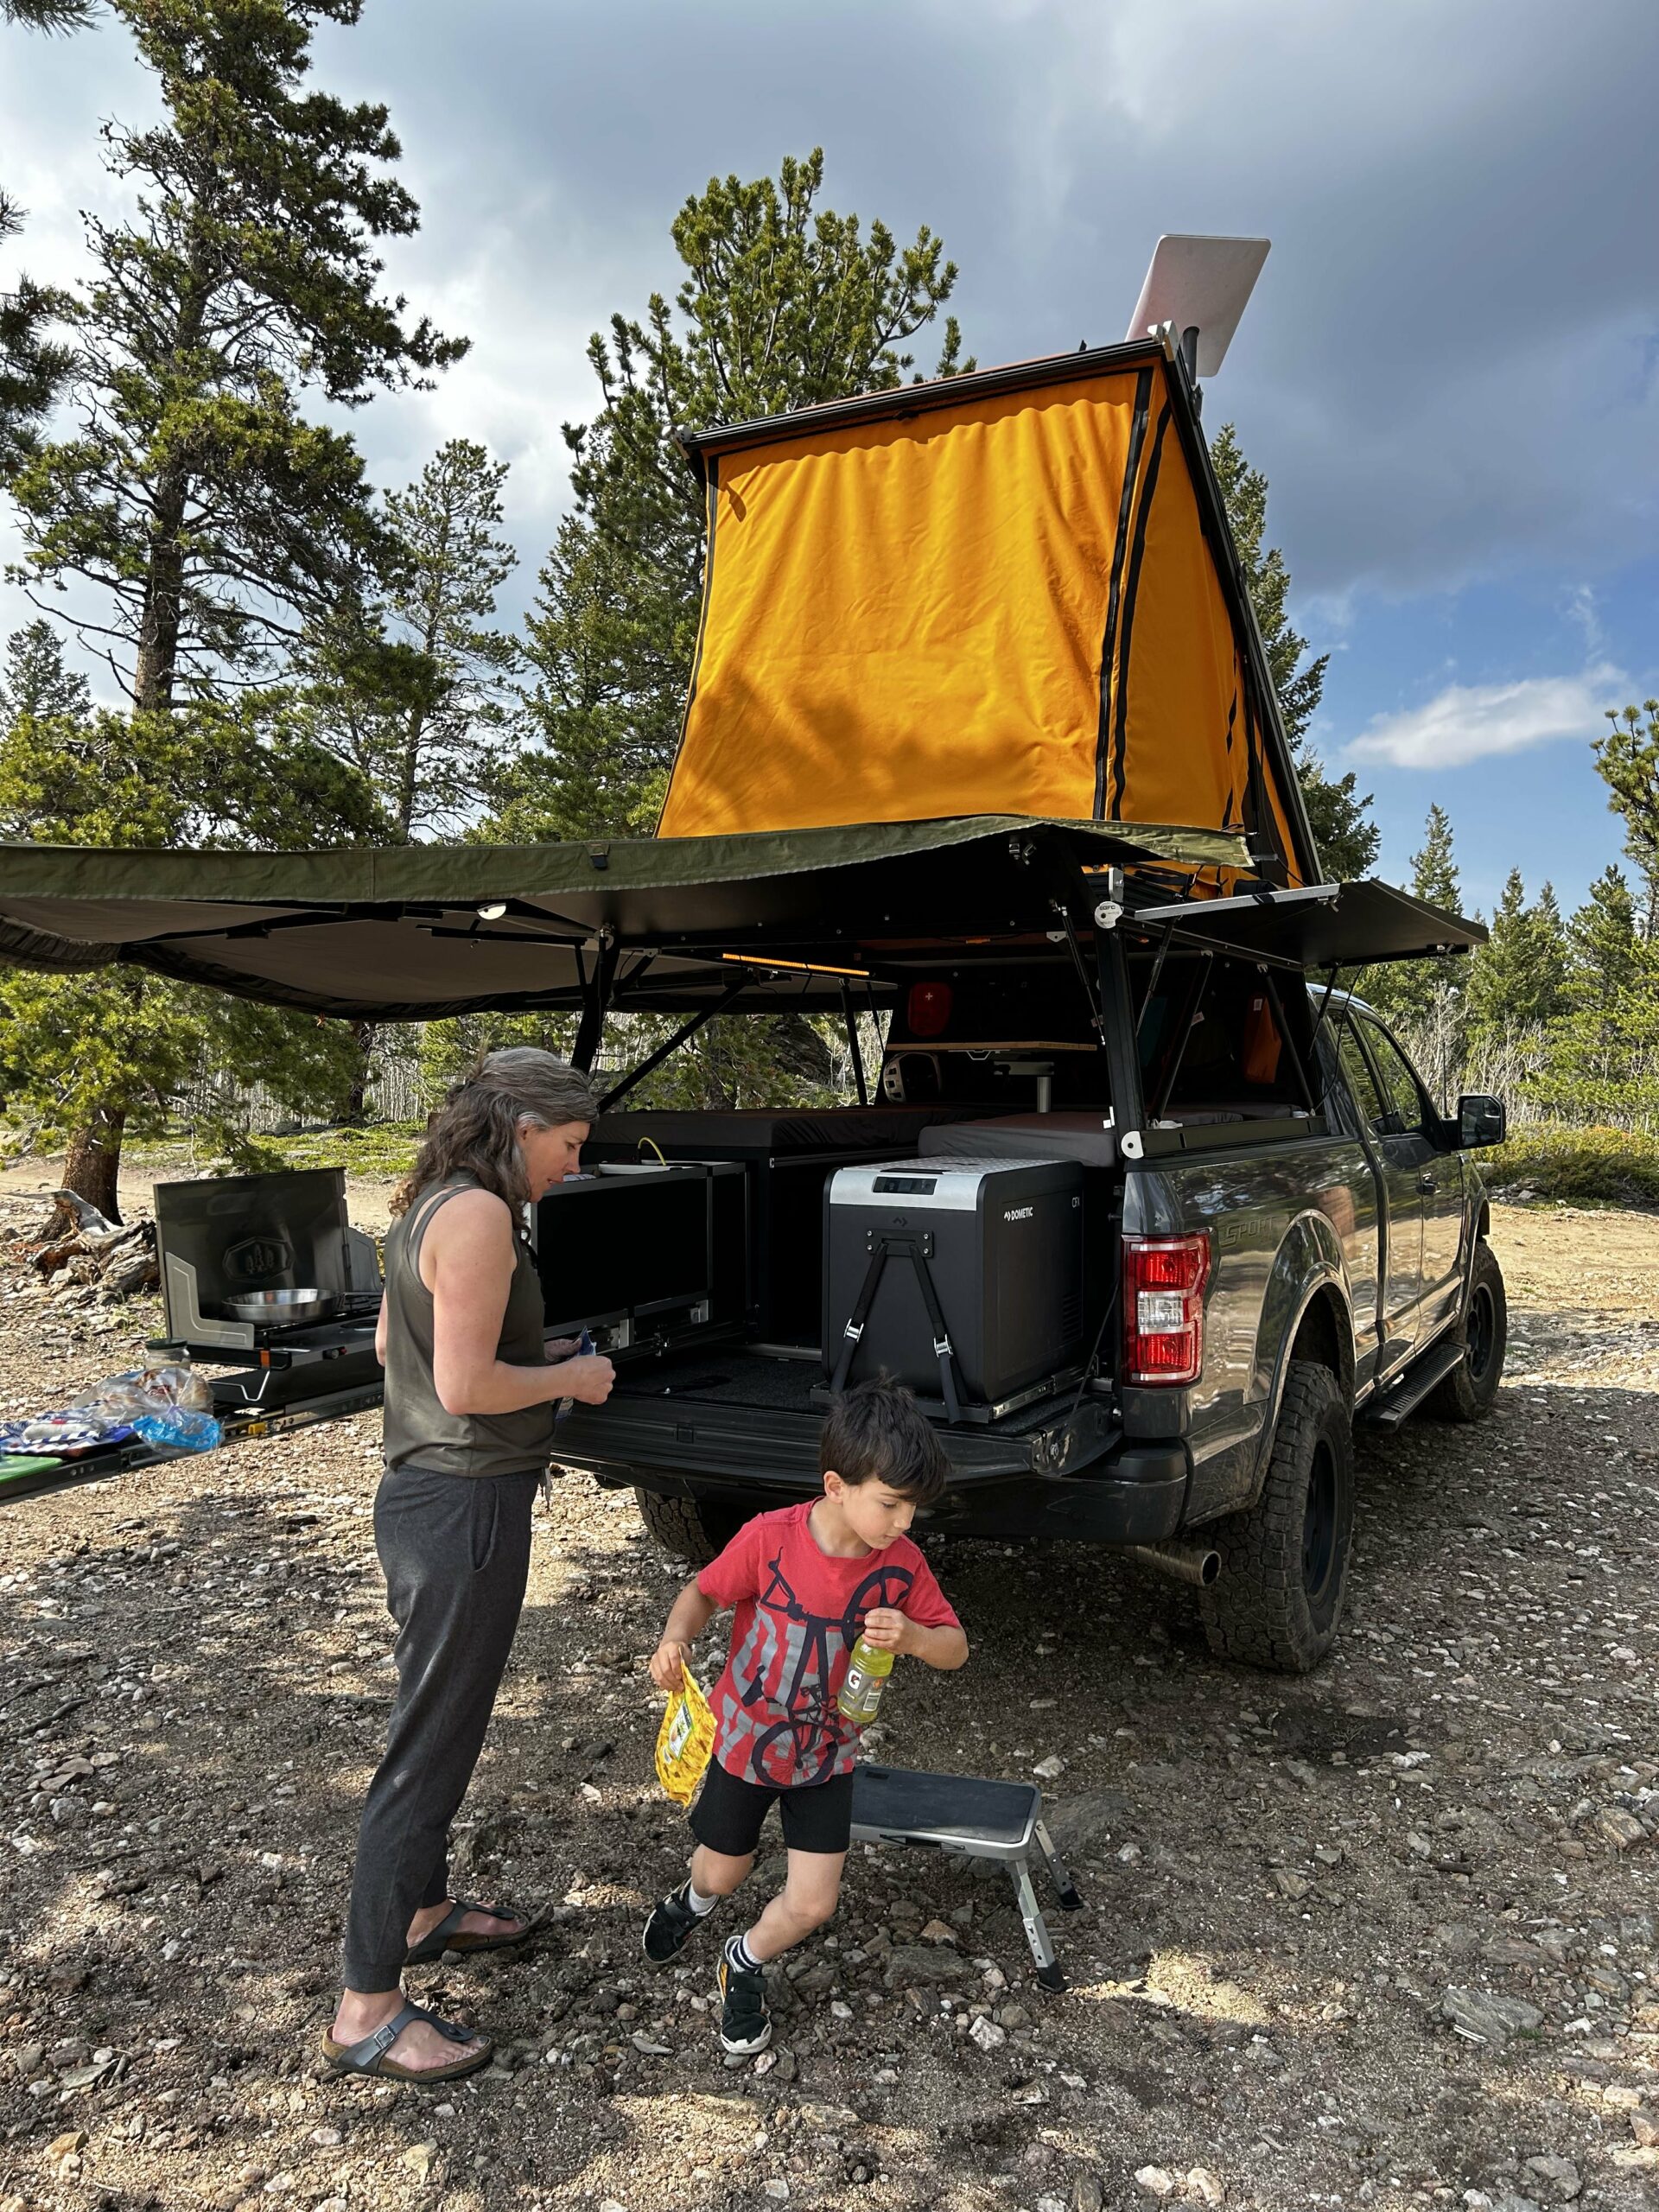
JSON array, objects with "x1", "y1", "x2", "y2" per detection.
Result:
[{"x1": 1128, "y1": 1541, "x2": 1220, "y2": 1588}]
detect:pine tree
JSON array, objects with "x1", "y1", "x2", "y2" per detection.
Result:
[
  {"x1": 0, "y1": 0, "x2": 95, "y2": 474},
  {"x1": 1535, "y1": 864, "x2": 1659, "y2": 1123},
  {"x1": 496, "y1": 149, "x2": 968, "y2": 842},
  {"x1": 0, "y1": 619, "x2": 90, "y2": 724},
  {"x1": 1464, "y1": 868, "x2": 1570, "y2": 1045},
  {"x1": 1363, "y1": 804, "x2": 1464, "y2": 1035},
  {"x1": 1596, "y1": 700, "x2": 1659, "y2": 931},
  {"x1": 1567, "y1": 866, "x2": 1642, "y2": 1013},
  {"x1": 2, "y1": 0, "x2": 461, "y2": 1208},
  {"x1": 7, "y1": 0, "x2": 465, "y2": 711},
  {"x1": 303, "y1": 439, "x2": 520, "y2": 841},
  {"x1": 1209, "y1": 423, "x2": 1378, "y2": 881}
]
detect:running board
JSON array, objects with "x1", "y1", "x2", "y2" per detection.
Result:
[{"x1": 1358, "y1": 1334, "x2": 1465, "y2": 1431}]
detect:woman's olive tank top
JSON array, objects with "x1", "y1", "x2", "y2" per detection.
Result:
[{"x1": 381, "y1": 1173, "x2": 554, "y2": 1478}]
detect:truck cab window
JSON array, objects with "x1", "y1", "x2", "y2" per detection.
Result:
[
  {"x1": 1361, "y1": 1022, "x2": 1428, "y2": 1138},
  {"x1": 1335, "y1": 1025, "x2": 1388, "y2": 1136},
  {"x1": 1136, "y1": 955, "x2": 1311, "y2": 1122}
]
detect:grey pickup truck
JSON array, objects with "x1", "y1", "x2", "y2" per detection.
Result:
[{"x1": 549, "y1": 877, "x2": 1508, "y2": 1680}]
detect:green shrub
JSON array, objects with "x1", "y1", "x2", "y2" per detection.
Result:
[{"x1": 1480, "y1": 1123, "x2": 1659, "y2": 1209}]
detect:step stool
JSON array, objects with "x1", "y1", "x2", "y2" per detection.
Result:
[{"x1": 849, "y1": 1763, "x2": 1083, "y2": 1991}]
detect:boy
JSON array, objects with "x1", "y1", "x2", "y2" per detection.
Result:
[{"x1": 644, "y1": 1376, "x2": 969, "y2": 2056}]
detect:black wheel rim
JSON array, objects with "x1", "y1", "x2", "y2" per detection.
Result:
[
  {"x1": 1303, "y1": 1440, "x2": 1338, "y2": 1602},
  {"x1": 1466, "y1": 1284, "x2": 1496, "y2": 1384}
]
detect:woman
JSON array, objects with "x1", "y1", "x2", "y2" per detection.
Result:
[{"x1": 322, "y1": 1048, "x2": 615, "y2": 2081}]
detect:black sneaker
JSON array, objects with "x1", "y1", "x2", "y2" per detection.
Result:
[
  {"x1": 717, "y1": 1951, "x2": 772, "y2": 2056},
  {"x1": 642, "y1": 1881, "x2": 704, "y2": 1967}
]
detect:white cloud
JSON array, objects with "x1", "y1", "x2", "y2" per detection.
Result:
[{"x1": 1346, "y1": 663, "x2": 1626, "y2": 769}]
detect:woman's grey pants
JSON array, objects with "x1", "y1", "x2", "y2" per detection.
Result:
[{"x1": 341, "y1": 1462, "x2": 541, "y2": 1992}]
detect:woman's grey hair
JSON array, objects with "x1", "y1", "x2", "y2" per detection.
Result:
[{"x1": 394, "y1": 1046, "x2": 601, "y2": 1214}]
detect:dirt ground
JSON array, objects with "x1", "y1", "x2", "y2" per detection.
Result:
[{"x1": 0, "y1": 1191, "x2": 1656, "y2": 2212}]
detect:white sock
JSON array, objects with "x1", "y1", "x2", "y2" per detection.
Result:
[
  {"x1": 725, "y1": 1930, "x2": 764, "y2": 1974},
  {"x1": 686, "y1": 1881, "x2": 718, "y2": 1916}
]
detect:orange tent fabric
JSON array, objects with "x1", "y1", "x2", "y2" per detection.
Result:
[{"x1": 657, "y1": 347, "x2": 1311, "y2": 887}]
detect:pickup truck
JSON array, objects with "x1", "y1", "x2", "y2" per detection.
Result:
[
  {"x1": 0, "y1": 333, "x2": 1506, "y2": 1675},
  {"x1": 553, "y1": 936, "x2": 1509, "y2": 1679}
]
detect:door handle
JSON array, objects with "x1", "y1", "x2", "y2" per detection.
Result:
[{"x1": 1417, "y1": 1173, "x2": 1436, "y2": 1194}]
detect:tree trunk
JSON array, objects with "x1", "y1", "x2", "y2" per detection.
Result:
[
  {"x1": 346, "y1": 1020, "x2": 378, "y2": 1124},
  {"x1": 133, "y1": 462, "x2": 190, "y2": 716},
  {"x1": 60, "y1": 1106, "x2": 127, "y2": 1225}
]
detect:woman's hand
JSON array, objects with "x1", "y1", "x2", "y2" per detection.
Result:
[
  {"x1": 556, "y1": 1354, "x2": 615, "y2": 1406},
  {"x1": 649, "y1": 1638, "x2": 693, "y2": 1692},
  {"x1": 544, "y1": 1336, "x2": 581, "y2": 1360}
]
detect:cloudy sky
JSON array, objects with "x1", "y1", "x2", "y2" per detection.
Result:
[{"x1": 3, "y1": 0, "x2": 1656, "y2": 914}]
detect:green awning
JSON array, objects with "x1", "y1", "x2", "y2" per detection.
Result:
[{"x1": 0, "y1": 816, "x2": 1249, "y2": 1021}]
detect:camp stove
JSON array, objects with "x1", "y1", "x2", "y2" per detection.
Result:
[{"x1": 150, "y1": 1168, "x2": 385, "y2": 1415}]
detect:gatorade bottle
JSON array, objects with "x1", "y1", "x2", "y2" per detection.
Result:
[{"x1": 837, "y1": 1634, "x2": 893, "y2": 1725}]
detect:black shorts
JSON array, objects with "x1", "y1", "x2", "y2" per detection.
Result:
[{"x1": 689, "y1": 1759, "x2": 855, "y2": 1859}]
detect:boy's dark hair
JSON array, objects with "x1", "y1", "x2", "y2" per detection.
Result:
[{"x1": 820, "y1": 1376, "x2": 949, "y2": 1505}]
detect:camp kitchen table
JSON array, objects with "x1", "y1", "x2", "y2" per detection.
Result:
[{"x1": 0, "y1": 1364, "x2": 385, "y2": 1503}]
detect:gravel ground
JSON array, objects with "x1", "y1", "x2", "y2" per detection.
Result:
[{"x1": 0, "y1": 1192, "x2": 1655, "y2": 2212}]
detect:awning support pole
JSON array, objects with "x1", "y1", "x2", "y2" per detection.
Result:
[
  {"x1": 1094, "y1": 927, "x2": 1146, "y2": 1145},
  {"x1": 840, "y1": 982, "x2": 869, "y2": 1107},
  {"x1": 597, "y1": 976, "x2": 748, "y2": 1112},
  {"x1": 572, "y1": 936, "x2": 620, "y2": 1073}
]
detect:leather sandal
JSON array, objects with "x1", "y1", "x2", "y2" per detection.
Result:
[
  {"x1": 404, "y1": 1897, "x2": 535, "y2": 1967},
  {"x1": 320, "y1": 1999, "x2": 492, "y2": 2082}
]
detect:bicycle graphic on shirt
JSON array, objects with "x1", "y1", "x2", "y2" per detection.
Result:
[{"x1": 735, "y1": 1554, "x2": 916, "y2": 1787}]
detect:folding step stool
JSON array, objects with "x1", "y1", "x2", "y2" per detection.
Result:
[{"x1": 849, "y1": 1763, "x2": 1083, "y2": 1991}]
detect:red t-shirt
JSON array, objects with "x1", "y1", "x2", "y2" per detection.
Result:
[{"x1": 696, "y1": 1500, "x2": 960, "y2": 1789}]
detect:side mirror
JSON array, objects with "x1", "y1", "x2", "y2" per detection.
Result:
[{"x1": 1457, "y1": 1093, "x2": 1506, "y2": 1148}]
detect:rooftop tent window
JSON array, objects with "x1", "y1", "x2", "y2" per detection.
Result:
[{"x1": 658, "y1": 346, "x2": 1315, "y2": 887}]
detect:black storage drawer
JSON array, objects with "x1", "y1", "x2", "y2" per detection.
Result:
[
  {"x1": 535, "y1": 1163, "x2": 746, "y2": 1354},
  {"x1": 583, "y1": 1108, "x2": 983, "y2": 1347}
]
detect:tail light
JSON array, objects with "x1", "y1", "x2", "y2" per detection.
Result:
[{"x1": 1122, "y1": 1233, "x2": 1211, "y2": 1385}]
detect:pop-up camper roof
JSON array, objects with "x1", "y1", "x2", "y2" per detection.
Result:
[{"x1": 658, "y1": 336, "x2": 1318, "y2": 887}]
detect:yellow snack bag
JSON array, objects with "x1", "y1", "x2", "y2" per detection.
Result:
[{"x1": 654, "y1": 1662, "x2": 715, "y2": 1805}]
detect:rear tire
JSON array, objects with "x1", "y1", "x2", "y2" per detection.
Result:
[
  {"x1": 633, "y1": 1485, "x2": 748, "y2": 1565},
  {"x1": 1198, "y1": 1360, "x2": 1354, "y2": 1675},
  {"x1": 1424, "y1": 1238, "x2": 1506, "y2": 1422}
]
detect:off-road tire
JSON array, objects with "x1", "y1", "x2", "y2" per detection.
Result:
[
  {"x1": 632, "y1": 1485, "x2": 747, "y2": 1565},
  {"x1": 1198, "y1": 1360, "x2": 1354, "y2": 1674},
  {"x1": 1423, "y1": 1238, "x2": 1506, "y2": 1423}
]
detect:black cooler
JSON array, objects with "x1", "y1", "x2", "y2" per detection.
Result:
[{"x1": 822, "y1": 1156, "x2": 1084, "y2": 1421}]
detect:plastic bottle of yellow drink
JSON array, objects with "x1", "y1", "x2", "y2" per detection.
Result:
[{"x1": 838, "y1": 1635, "x2": 893, "y2": 1724}]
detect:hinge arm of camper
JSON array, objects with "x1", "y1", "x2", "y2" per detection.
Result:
[
  {"x1": 1052, "y1": 896, "x2": 1103, "y2": 1035},
  {"x1": 1136, "y1": 923, "x2": 1178, "y2": 1039},
  {"x1": 1149, "y1": 952, "x2": 1212, "y2": 1123},
  {"x1": 1257, "y1": 963, "x2": 1317, "y2": 1116}
]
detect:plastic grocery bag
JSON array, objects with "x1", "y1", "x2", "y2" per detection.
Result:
[{"x1": 654, "y1": 1662, "x2": 715, "y2": 1806}]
